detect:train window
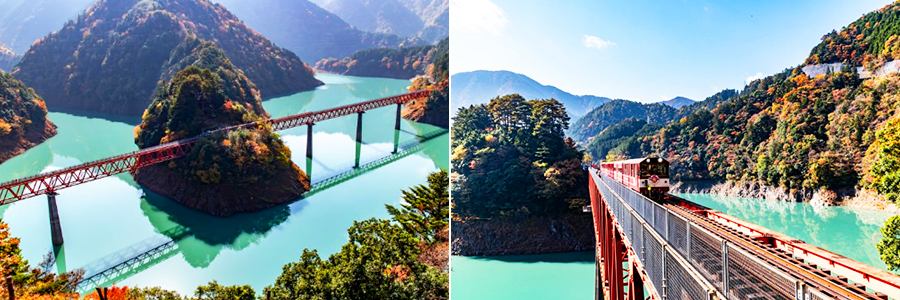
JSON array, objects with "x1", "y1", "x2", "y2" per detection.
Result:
[{"x1": 640, "y1": 163, "x2": 669, "y2": 177}]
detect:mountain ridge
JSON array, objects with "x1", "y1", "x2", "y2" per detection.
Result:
[
  {"x1": 450, "y1": 70, "x2": 612, "y2": 118},
  {"x1": 12, "y1": 0, "x2": 322, "y2": 116},
  {"x1": 211, "y1": 0, "x2": 424, "y2": 63}
]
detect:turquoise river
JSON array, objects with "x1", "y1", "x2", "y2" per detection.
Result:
[
  {"x1": 450, "y1": 193, "x2": 898, "y2": 299},
  {"x1": 0, "y1": 73, "x2": 448, "y2": 294}
]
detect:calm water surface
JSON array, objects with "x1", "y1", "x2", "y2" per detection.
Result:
[
  {"x1": 675, "y1": 193, "x2": 896, "y2": 272},
  {"x1": 0, "y1": 73, "x2": 448, "y2": 294},
  {"x1": 450, "y1": 252, "x2": 595, "y2": 300}
]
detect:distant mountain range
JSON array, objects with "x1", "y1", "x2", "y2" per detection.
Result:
[
  {"x1": 661, "y1": 96, "x2": 696, "y2": 109},
  {"x1": 211, "y1": 0, "x2": 424, "y2": 63},
  {"x1": 312, "y1": 0, "x2": 448, "y2": 43},
  {"x1": 0, "y1": 0, "x2": 95, "y2": 54},
  {"x1": 450, "y1": 70, "x2": 613, "y2": 118},
  {"x1": 12, "y1": 0, "x2": 322, "y2": 115}
]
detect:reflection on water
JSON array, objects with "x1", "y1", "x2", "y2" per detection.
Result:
[
  {"x1": 451, "y1": 252, "x2": 595, "y2": 300},
  {"x1": 0, "y1": 73, "x2": 449, "y2": 294},
  {"x1": 676, "y1": 193, "x2": 895, "y2": 272}
]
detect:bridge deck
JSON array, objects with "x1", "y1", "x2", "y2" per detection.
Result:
[
  {"x1": 0, "y1": 90, "x2": 430, "y2": 205},
  {"x1": 589, "y1": 168, "x2": 900, "y2": 300}
]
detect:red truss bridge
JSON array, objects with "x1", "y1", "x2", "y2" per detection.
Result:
[
  {"x1": 0, "y1": 90, "x2": 429, "y2": 206},
  {"x1": 588, "y1": 168, "x2": 900, "y2": 300}
]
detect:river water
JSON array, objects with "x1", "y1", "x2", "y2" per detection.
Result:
[
  {"x1": 450, "y1": 252, "x2": 595, "y2": 300},
  {"x1": 449, "y1": 193, "x2": 897, "y2": 300},
  {"x1": 675, "y1": 193, "x2": 896, "y2": 272},
  {"x1": 0, "y1": 73, "x2": 448, "y2": 294}
]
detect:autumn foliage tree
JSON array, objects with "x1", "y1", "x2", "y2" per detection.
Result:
[{"x1": 451, "y1": 94, "x2": 587, "y2": 219}]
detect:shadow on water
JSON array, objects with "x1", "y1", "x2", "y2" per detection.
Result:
[
  {"x1": 49, "y1": 108, "x2": 143, "y2": 126},
  {"x1": 466, "y1": 251, "x2": 596, "y2": 264},
  {"x1": 138, "y1": 189, "x2": 304, "y2": 268}
]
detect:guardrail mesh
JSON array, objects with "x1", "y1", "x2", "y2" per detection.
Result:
[{"x1": 592, "y1": 173, "x2": 821, "y2": 300}]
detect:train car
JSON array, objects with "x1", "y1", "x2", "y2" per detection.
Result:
[{"x1": 599, "y1": 157, "x2": 670, "y2": 201}]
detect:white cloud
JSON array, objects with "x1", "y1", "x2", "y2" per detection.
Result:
[
  {"x1": 745, "y1": 72, "x2": 764, "y2": 85},
  {"x1": 451, "y1": 0, "x2": 508, "y2": 35},
  {"x1": 583, "y1": 35, "x2": 616, "y2": 50}
]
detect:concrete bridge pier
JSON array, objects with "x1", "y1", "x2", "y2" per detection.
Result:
[
  {"x1": 47, "y1": 192, "x2": 64, "y2": 246},
  {"x1": 306, "y1": 123, "x2": 314, "y2": 159},
  {"x1": 354, "y1": 112, "x2": 364, "y2": 168},
  {"x1": 393, "y1": 103, "x2": 402, "y2": 154}
]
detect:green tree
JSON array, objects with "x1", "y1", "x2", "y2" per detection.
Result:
[
  {"x1": 194, "y1": 281, "x2": 255, "y2": 300},
  {"x1": 386, "y1": 170, "x2": 449, "y2": 245},
  {"x1": 265, "y1": 219, "x2": 448, "y2": 300},
  {"x1": 878, "y1": 216, "x2": 900, "y2": 271}
]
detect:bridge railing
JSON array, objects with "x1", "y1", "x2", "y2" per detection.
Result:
[{"x1": 591, "y1": 170, "x2": 836, "y2": 300}]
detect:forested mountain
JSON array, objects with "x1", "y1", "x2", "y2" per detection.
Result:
[
  {"x1": 569, "y1": 100, "x2": 678, "y2": 142},
  {"x1": 313, "y1": 0, "x2": 448, "y2": 42},
  {"x1": 662, "y1": 96, "x2": 697, "y2": 109},
  {"x1": 402, "y1": 38, "x2": 449, "y2": 128},
  {"x1": 12, "y1": 0, "x2": 322, "y2": 116},
  {"x1": 211, "y1": 0, "x2": 423, "y2": 63},
  {"x1": 451, "y1": 94, "x2": 586, "y2": 218},
  {"x1": 450, "y1": 70, "x2": 612, "y2": 118},
  {"x1": 324, "y1": 0, "x2": 424, "y2": 38},
  {"x1": 133, "y1": 41, "x2": 308, "y2": 216},
  {"x1": 397, "y1": 0, "x2": 449, "y2": 42},
  {"x1": 0, "y1": 0, "x2": 95, "y2": 54},
  {"x1": 0, "y1": 43, "x2": 17, "y2": 72},
  {"x1": 0, "y1": 71, "x2": 56, "y2": 163},
  {"x1": 316, "y1": 38, "x2": 446, "y2": 79},
  {"x1": 606, "y1": 2, "x2": 900, "y2": 206}
]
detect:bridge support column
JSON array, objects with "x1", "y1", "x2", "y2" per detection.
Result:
[
  {"x1": 628, "y1": 259, "x2": 644, "y2": 300},
  {"x1": 47, "y1": 192, "x2": 63, "y2": 246},
  {"x1": 395, "y1": 103, "x2": 403, "y2": 130},
  {"x1": 306, "y1": 123, "x2": 314, "y2": 159},
  {"x1": 356, "y1": 112, "x2": 364, "y2": 143},
  {"x1": 393, "y1": 129, "x2": 401, "y2": 154},
  {"x1": 354, "y1": 112, "x2": 364, "y2": 168}
]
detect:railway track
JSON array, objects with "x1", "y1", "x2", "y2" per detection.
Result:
[{"x1": 665, "y1": 196, "x2": 887, "y2": 300}]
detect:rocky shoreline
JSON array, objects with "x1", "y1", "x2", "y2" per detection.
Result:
[
  {"x1": 134, "y1": 162, "x2": 308, "y2": 217},
  {"x1": 451, "y1": 211, "x2": 595, "y2": 256},
  {"x1": 672, "y1": 180, "x2": 900, "y2": 214},
  {"x1": 0, "y1": 119, "x2": 56, "y2": 164}
]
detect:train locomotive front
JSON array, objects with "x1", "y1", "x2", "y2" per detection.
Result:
[{"x1": 599, "y1": 157, "x2": 670, "y2": 201}]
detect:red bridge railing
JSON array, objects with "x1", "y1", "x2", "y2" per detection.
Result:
[{"x1": 0, "y1": 90, "x2": 430, "y2": 205}]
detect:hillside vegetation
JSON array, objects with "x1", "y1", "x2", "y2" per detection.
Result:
[
  {"x1": 597, "y1": 2, "x2": 900, "y2": 200},
  {"x1": 133, "y1": 42, "x2": 308, "y2": 216},
  {"x1": 12, "y1": 0, "x2": 322, "y2": 115},
  {"x1": 0, "y1": 71, "x2": 56, "y2": 163},
  {"x1": 316, "y1": 38, "x2": 446, "y2": 79},
  {"x1": 569, "y1": 100, "x2": 678, "y2": 142},
  {"x1": 402, "y1": 38, "x2": 449, "y2": 128},
  {"x1": 451, "y1": 94, "x2": 587, "y2": 218}
]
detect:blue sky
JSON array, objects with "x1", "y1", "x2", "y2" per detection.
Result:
[{"x1": 450, "y1": 0, "x2": 891, "y2": 103}]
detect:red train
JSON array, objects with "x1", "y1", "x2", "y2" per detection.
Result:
[{"x1": 599, "y1": 157, "x2": 670, "y2": 201}]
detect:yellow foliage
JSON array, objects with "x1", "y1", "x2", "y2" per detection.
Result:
[{"x1": 0, "y1": 119, "x2": 11, "y2": 136}]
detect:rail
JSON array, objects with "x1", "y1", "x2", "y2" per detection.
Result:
[
  {"x1": 590, "y1": 168, "x2": 863, "y2": 299},
  {"x1": 589, "y1": 170, "x2": 723, "y2": 299},
  {"x1": 0, "y1": 90, "x2": 430, "y2": 205}
]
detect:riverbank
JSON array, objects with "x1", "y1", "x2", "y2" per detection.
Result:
[
  {"x1": 451, "y1": 211, "x2": 594, "y2": 256},
  {"x1": 672, "y1": 180, "x2": 900, "y2": 214},
  {"x1": 0, "y1": 119, "x2": 56, "y2": 164}
]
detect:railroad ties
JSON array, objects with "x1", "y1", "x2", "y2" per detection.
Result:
[{"x1": 588, "y1": 168, "x2": 900, "y2": 300}]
